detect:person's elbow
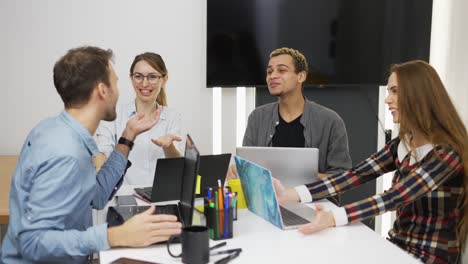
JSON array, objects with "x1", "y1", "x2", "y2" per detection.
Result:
[
  {"x1": 19, "y1": 233, "x2": 48, "y2": 261},
  {"x1": 92, "y1": 198, "x2": 107, "y2": 210}
]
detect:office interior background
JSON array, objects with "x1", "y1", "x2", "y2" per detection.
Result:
[{"x1": 0, "y1": 0, "x2": 467, "y2": 248}]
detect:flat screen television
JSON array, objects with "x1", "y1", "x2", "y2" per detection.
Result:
[{"x1": 207, "y1": 0, "x2": 432, "y2": 87}]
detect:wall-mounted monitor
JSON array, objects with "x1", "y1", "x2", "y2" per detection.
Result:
[{"x1": 207, "y1": 0, "x2": 433, "y2": 88}]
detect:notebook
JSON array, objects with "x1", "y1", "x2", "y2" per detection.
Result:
[
  {"x1": 134, "y1": 154, "x2": 232, "y2": 202},
  {"x1": 236, "y1": 147, "x2": 319, "y2": 187},
  {"x1": 234, "y1": 155, "x2": 315, "y2": 230},
  {"x1": 107, "y1": 134, "x2": 200, "y2": 227}
]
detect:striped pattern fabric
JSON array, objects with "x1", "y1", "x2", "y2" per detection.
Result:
[{"x1": 305, "y1": 138, "x2": 464, "y2": 263}]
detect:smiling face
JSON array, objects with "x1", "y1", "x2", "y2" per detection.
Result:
[
  {"x1": 385, "y1": 72, "x2": 399, "y2": 123},
  {"x1": 130, "y1": 60, "x2": 166, "y2": 104},
  {"x1": 266, "y1": 54, "x2": 305, "y2": 97}
]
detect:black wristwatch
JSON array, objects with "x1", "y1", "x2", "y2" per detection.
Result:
[{"x1": 118, "y1": 137, "x2": 134, "y2": 150}]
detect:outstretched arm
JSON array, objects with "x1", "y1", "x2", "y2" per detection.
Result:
[
  {"x1": 151, "y1": 134, "x2": 183, "y2": 158},
  {"x1": 293, "y1": 147, "x2": 463, "y2": 234},
  {"x1": 298, "y1": 139, "x2": 399, "y2": 202},
  {"x1": 93, "y1": 111, "x2": 160, "y2": 207}
]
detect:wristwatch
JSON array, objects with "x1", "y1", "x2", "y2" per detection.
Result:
[{"x1": 118, "y1": 137, "x2": 134, "y2": 150}]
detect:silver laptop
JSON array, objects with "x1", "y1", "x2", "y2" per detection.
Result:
[
  {"x1": 234, "y1": 156, "x2": 315, "y2": 230},
  {"x1": 236, "y1": 147, "x2": 319, "y2": 187}
]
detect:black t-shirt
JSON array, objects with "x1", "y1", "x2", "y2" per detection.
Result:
[{"x1": 272, "y1": 112, "x2": 305, "y2": 147}]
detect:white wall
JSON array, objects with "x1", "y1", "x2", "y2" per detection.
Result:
[
  {"x1": 430, "y1": 0, "x2": 468, "y2": 126},
  {"x1": 0, "y1": 0, "x2": 213, "y2": 155}
]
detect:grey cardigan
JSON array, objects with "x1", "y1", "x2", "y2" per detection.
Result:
[{"x1": 243, "y1": 97, "x2": 352, "y2": 174}]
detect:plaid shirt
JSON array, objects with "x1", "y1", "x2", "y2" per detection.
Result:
[{"x1": 305, "y1": 138, "x2": 464, "y2": 263}]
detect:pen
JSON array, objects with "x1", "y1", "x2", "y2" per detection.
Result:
[
  {"x1": 211, "y1": 248, "x2": 242, "y2": 256},
  {"x1": 217, "y1": 179, "x2": 224, "y2": 210},
  {"x1": 224, "y1": 193, "x2": 229, "y2": 238},
  {"x1": 209, "y1": 241, "x2": 227, "y2": 251},
  {"x1": 231, "y1": 197, "x2": 237, "y2": 208},
  {"x1": 207, "y1": 187, "x2": 213, "y2": 200},
  {"x1": 214, "y1": 251, "x2": 241, "y2": 264},
  {"x1": 132, "y1": 194, "x2": 150, "y2": 204},
  {"x1": 231, "y1": 197, "x2": 238, "y2": 220},
  {"x1": 217, "y1": 180, "x2": 225, "y2": 237},
  {"x1": 209, "y1": 202, "x2": 215, "y2": 239}
]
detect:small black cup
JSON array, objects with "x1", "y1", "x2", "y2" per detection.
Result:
[{"x1": 167, "y1": 226, "x2": 209, "y2": 264}]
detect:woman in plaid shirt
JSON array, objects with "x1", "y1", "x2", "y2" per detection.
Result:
[{"x1": 275, "y1": 60, "x2": 468, "y2": 263}]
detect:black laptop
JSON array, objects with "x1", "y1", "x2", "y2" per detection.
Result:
[
  {"x1": 134, "y1": 153, "x2": 231, "y2": 202},
  {"x1": 197, "y1": 154, "x2": 231, "y2": 197},
  {"x1": 107, "y1": 134, "x2": 200, "y2": 227},
  {"x1": 135, "y1": 157, "x2": 184, "y2": 202}
]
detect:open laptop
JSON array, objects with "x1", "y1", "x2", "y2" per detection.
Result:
[
  {"x1": 197, "y1": 153, "x2": 231, "y2": 197},
  {"x1": 134, "y1": 157, "x2": 184, "y2": 202},
  {"x1": 107, "y1": 134, "x2": 200, "y2": 227},
  {"x1": 134, "y1": 153, "x2": 231, "y2": 202},
  {"x1": 236, "y1": 147, "x2": 319, "y2": 187},
  {"x1": 234, "y1": 155, "x2": 315, "y2": 230}
]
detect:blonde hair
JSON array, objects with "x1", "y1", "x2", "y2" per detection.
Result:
[
  {"x1": 130, "y1": 52, "x2": 168, "y2": 106},
  {"x1": 391, "y1": 60, "x2": 468, "y2": 247}
]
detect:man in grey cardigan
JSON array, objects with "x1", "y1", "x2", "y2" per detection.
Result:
[{"x1": 228, "y1": 47, "x2": 351, "y2": 180}]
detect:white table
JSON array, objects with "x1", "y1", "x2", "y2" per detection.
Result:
[{"x1": 98, "y1": 186, "x2": 420, "y2": 264}]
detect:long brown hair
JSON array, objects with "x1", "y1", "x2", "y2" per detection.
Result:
[
  {"x1": 129, "y1": 52, "x2": 168, "y2": 106},
  {"x1": 391, "y1": 60, "x2": 468, "y2": 247}
]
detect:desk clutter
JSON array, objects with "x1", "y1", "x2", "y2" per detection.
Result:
[
  {"x1": 204, "y1": 180, "x2": 237, "y2": 240},
  {"x1": 227, "y1": 179, "x2": 246, "y2": 209}
]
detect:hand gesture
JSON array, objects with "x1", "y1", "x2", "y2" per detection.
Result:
[
  {"x1": 298, "y1": 204, "x2": 335, "y2": 234},
  {"x1": 151, "y1": 134, "x2": 182, "y2": 148},
  {"x1": 226, "y1": 164, "x2": 238, "y2": 181},
  {"x1": 123, "y1": 107, "x2": 162, "y2": 141},
  {"x1": 108, "y1": 206, "x2": 182, "y2": 247},
  {"x1": 272, "y1": 178, "x2": 300, "y2": 204}
]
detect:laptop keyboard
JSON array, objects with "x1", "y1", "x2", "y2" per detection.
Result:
[
  {"x1": 155, "y1": 204, "x2": 179, "y2": 216},
  {"x1": 280, "y1": 206, "x2": 310, "y2": 226},
  {"x1": 143, "y1": 190, "x2": 152, "y2": 198},
  {"x1": 107, "y1": 204, "x2": 181, "y2": 227}
]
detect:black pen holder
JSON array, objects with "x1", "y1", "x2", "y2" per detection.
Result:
[{"x1": 205, "y1": 205, "x2": 233, "y2": 240}]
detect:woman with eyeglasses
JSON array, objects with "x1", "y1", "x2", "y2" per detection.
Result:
[
  {"x1": 274, "y1": 60, "x2": 468, "y2": 263},
  {"x1": 94, "y1": 52, "x2": 184, "y2": 185}
]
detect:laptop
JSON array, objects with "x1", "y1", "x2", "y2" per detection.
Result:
[
  {"x1": 135, "y1": 154, "x2": 231, "y2": 201},
  {"x1": 236, "y1": 147, "x2": 319, "y2": 187},
  {"x1": 197, "y1": 153, "x2": 231, "y2": 197},
  {"x1": 107, "y1": 134, "x2": 200, "y2": 227},
  {"x1": 135, "y1": 157, "x2": 184, "y2": 202},
  {"x1": 234, "y1": 155, "x2": 315, "y2": 230}
]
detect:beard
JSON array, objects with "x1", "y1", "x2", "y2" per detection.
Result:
[{"x1": 102, "y1": 106, "x2": 117, "y2": 122}]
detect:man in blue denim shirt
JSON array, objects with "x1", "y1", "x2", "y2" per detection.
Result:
[{"x1": 0, "y1": 46, "x2": 182, "y2": 263}]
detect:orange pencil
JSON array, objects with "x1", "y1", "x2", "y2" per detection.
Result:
[
  {"x1": 217, "y1": 179, "x2": 224, "y2": 209},
  {"x1": 217, "y1": 179, "x2": 224, "y2": 236}
]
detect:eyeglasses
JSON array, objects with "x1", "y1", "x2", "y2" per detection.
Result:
[{"x1": 131, "y1": 73, "x2": 164, "y2": 84}]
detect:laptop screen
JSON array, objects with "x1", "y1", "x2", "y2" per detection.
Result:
[{"x1": 179, "y1": 134, "x2": 200, "y2": 223}]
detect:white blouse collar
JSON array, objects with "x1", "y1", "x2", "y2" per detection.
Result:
[{"x1": 397, "y1": 139, "x2": 434, "y2": 165}]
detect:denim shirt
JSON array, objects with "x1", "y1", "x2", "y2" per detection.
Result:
[{"x1": 0, "y1": 111, "x2": 128, "y2": 263}]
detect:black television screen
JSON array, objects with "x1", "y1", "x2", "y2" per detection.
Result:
[{"x1": 207, "y1": 0, "x2": 432, "y2": 87}]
